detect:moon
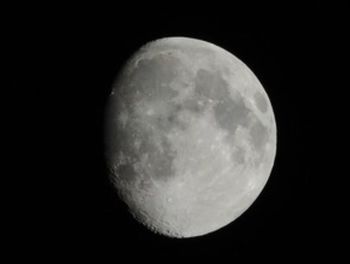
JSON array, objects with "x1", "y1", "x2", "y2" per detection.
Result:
[{"x1": 105, "y1": 37, "x2": 277, "y2": 238}]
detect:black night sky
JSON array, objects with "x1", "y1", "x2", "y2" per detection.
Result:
[{"x1": 12, "y1": 8, "x2": 343, "y2": 262}]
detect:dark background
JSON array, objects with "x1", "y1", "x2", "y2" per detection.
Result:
[{"x1": 12, "y1": 9, "x2": 343, "y2": 261}]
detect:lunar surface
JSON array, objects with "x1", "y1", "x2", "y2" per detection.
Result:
[{"x1": 105, "y1": 37, "x2": 277, "y2": 238}]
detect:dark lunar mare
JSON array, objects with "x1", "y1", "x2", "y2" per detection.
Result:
[{"x1": 191, "y1": 68, "x2": 268, "y2": 166}]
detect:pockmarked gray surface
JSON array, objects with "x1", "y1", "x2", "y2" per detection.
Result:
[{"x1": 105, "y1": 37, "x2": 277, "y2": 238}]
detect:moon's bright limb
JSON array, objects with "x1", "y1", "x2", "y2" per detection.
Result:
[{"x1": 105, "y1": 37, "x2": 277, "y2": 238}]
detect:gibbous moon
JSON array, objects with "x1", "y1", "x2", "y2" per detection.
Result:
[{"x1": 105, "y1": 37, "x2": 277, "y2": 238}]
